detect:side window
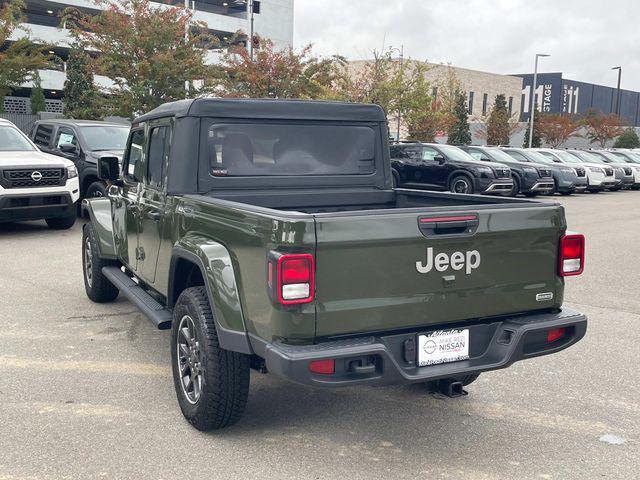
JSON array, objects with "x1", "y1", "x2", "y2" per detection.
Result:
[
  {"x1": 124, "y1": 129, "x2": 145, "y2": 183},
  {"x1": 421, "y1": 147, "x2": 438, "y2": 161},
  {"x1": 506, "y1": 151, "x2": 528, "y2": 162},
  {"x1": 33, "y1": 124, "x2": 53, "y2": 148},
  {"x1": 147, "y1": 126, "x2": 168, "y2": 188},
  {"x1": 55, "y1": 127, "x2": 78, "y2": 150},
  {"x1": 390, "y1": 145, "x2": 401, "y2": 158}
]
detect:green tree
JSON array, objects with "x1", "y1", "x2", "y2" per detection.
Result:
[
  {"x1": 447, "y1": 91, "x2": 471, "y2": 145},
  {"x1": 64, "y1": 0, "x2": 218, "y2": 118},
  {"x1": 335, "y1": 51, "x2": 441, "y2": 141},
  {"x1": 522, "y1": 107, "x2": 542, "y2": 148},
  {"x1": 63, "y1": 44, "x2": 103, "y2": 119},
  {"x1": 486, "y1": 94, "x2": 511, "y2": 146},
  {"x1": 613, "y1": 127, "x2": 640, "y2": 148},
  {"x1": 29, "y1": 72, "x2": 45, "y2": 113},
  {"x1": 582, "y1": 110, "x2": 625, "y2": 148},
  {"x1": 0, "y1": 0, "x2": 51, "y2": 104},
  {"x1": 216, "y1": 39, "x2": 345, "y2": 99}
]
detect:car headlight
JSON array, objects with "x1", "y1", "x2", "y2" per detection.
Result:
[
  {"x1": 588, "y1": 166, "x2": 603, "y2": 173},
  {"x1": 67, "y1": 165, "x2": 78, "y2": 179},
  {"x1": 473, "y1": 166, "x2": 493, "y2": 176}
]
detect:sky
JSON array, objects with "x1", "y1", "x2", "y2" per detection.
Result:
[{"x1": 293, "y1": 0, "x2": 640, "y2": 91}]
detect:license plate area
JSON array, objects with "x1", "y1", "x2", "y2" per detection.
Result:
[{"x1": 417, "y1": 329, "x2": 470, "y2": 366}]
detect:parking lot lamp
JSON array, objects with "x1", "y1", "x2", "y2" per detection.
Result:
[
  {"x1": 529, "y1": 53, "x2": 550, "y2": 148},
  {"x1": 612, "y1": 66, "x2": 622, "y2": 115}
]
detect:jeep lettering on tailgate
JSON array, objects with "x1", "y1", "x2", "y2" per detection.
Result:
[{"x1": 416, "y1": 247, "x2": 481, "y2": 275}]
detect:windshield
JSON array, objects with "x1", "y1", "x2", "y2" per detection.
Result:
[
  {"x1": 80, "y1": 126, "x2": 129, "y2": 151},
  {"x1": 536, "y1": 151, "x2": 562, "y2": 163},
  {"x1": 207, "y1": 123, "x2": 376, "y2": 176},
  {"x1": 519, "y1": 149, "x2": 553, "y2": 163},
  {"x1": 571, "y1": 151, "x2": 604, "y2": 163},
  {"x1": 0, "y1": 126, "x2": 36, "y2": 151},
  {"x1": 609, "y1": 152, "x2": 636, "y2": 163},
  {"x1": 553, "y1": 150, "x2": 583, "y2": 164},
  {"x1": 437, "y1": 145, "x2": 477, "y2": 162},
  {"x1": 485, "y1": 147, "x2": 518, "y2": 163}
]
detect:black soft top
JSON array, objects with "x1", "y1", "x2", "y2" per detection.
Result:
[{"x1": 133, "y1": 98, "x2": 386, "y2": 124}]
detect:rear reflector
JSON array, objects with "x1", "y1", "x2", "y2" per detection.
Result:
[
  {"x1": 559, "y1": 234, "x2": 585, "y2": 276},
  {"x1": 547, "y1": 327, "x2": 566, "y2": 343},
  {"x1": 276, "y1": 253, "x2": 314, "y2": 305},
  {"x1": 309, "y1": 359, "x2": 335, "y2": 374}
]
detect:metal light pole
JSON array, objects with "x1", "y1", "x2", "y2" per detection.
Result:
[
  {"x1": 612, "y1": 66, "x2": 622, "y2": 115},
  {"x1": 249, "y1": 0, "x2": 255, "y2": 61},
  {"x1": 528, "y1": 53, "x2": 550, "y2": 148}
]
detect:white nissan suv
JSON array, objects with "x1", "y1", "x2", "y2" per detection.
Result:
[{"x1": 0, "y1": 119, "x2": 79, "y2": 229}]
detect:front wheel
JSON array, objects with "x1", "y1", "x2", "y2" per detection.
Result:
[
  {"x1": 46, "y1": 212, "x2": 76, "y2": 230},
  {"x1": 450, "y1": 175, "x2": 474, "y2": 194},
  {"x1": 506, "y1": 176, "x2": 520, "y2": 197},
  {"x1": 82, "y1": 224, "x2": 120, "y2": 302},
  {"x1": 171, "y1": 286, "x2": 250, "y2": 431}
]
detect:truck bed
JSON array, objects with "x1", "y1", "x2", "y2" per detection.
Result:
[{"x1": 183, "y1": 188, "x2": 564, "y2": 341}]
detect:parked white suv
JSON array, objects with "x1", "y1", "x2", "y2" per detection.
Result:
[{"x1": 0, "y1": 119, "x2": 79, "y2": 229}]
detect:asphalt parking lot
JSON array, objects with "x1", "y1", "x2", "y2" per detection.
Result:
[{"x1": 0, "y1": 192, "x2": 638, "y2": 480}]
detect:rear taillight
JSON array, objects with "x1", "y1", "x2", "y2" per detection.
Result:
[
  {"x1": 547, "y1": 327, "x2": 566, "y2": 343},
  {"x1": 269, "y1": 253, "x2": 315, "y2": 305},
  {"x1": 559, "y1": 234, "x2": 585, "y2": 276},
  {"x1": 309, "y1": 359, "x2": 335, "y2": 374}
]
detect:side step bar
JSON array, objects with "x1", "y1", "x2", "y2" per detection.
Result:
[{"x1": 102, "y1": 266, "x2": 172, "y2": 330}]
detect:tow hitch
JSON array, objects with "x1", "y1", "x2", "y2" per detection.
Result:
[{"x1": 426, "y1": 378, "x2": 469, "y2": 398}]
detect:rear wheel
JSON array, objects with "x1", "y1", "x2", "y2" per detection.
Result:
[
  {"x1": 86, "y1": 181, "x2": 108, "y2": 199},
  {"x1": 82, "y1": 223, "x2": 120, "y2": 302},
  {"x1": 171, "y1": 286, "x2": 250, "y2": 431},
  {"x1": 450, "y1": 175, "x2": 474, "y2": 194},
  {"x1": 46, "y1": 212, "x2": 76, "y2": 230}
]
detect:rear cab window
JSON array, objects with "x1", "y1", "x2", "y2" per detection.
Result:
[{"x1": 207, "y1": 123, "x2": 376, "y2": 177}]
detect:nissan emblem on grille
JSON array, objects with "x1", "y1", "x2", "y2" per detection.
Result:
[{"x1": 30, "y1": 171, "x2": 43, "y2": 182}]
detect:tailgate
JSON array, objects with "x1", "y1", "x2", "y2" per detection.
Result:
[{"x1": 314, "y1": 205, "x2": 566, "y2": 337}]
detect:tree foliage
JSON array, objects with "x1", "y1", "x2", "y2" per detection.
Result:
[
  {"x1": 29, "y1": 72, "x2": 45, "y2": 113},
  {"x1": 536, "y1": 113, "x2": 581, "y2": 148},
  {"x1": 64, "y1": 0, "x2": 217, "y2": 118},
  {"x1": 486, "y1": 94, "x2": 511, "y2": 146},
  {"x1": 0, "y1": 0, "x2": 51, "y2": 101},
  {"x1": 332, "y1": 51, "x2": 445, "y2": 141},
  {"x1": 613, "y1": 127, "x2": 640, "y2": 149},
  {"x1": 63, "y1": 44, "x2": 104, "y2": 119},
  {"x1": 582, "y1": 110, "x2": 625, "y2": 148},
  {"x1": 522, "y1": 106, "x2": 542, "y2": 148},
  {"x1": 215, "y1": 39, "x2": 345, "y2": 99},
  {"x1": 447, "y1": 91, "x2": 471, "y2": 145}
]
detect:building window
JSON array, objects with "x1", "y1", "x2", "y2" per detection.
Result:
[
  {"x1": 468, "y1": 92, "x2": 474, "y2": 114},
  {"x1": 482, "y1": 93, "x2": 488, "y2": 116},
  {"x1": 508, "y1": 96, "x2": 514, "y2": 116}
]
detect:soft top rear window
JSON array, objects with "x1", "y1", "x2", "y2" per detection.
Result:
[{"x1": 207, "y1": 123, "x2": 375, "y2": 177}]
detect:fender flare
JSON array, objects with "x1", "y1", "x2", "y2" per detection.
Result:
[
  {"x1": 169, "y1": 243, "x2": 252, "y2": 355},
  {"x1": 85, "y1": 197, "x2": 117, "y2": 260}
]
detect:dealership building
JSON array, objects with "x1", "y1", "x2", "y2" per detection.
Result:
[
  {"x1": 3, "y1": 0, "x2": 294, "y2": 114},
  {"x1": 514, "y1": 72, "x2": 640, "y2": 126}
]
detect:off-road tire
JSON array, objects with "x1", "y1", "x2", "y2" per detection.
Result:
[
  {"x1": 171, "y1": 286, "x2": 250, "y2": 431},
  {"x1": 450, "y1": 175, "x2": 474, "y2": 194},
  {"x1": 46, "y1": 213, "x2": 76, "y2": 230},
  {"x1": 82, "y1": 223, "x2": 119, "y2": 303},
  {"x1": 86, "y1": 181, "x2": 108, "y2": 200}
]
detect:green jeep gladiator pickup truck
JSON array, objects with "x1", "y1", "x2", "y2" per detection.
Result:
[{"x1": 82, "y1": 98, "x2": 587, "y2": 431}]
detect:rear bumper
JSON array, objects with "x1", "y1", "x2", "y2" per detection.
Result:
[{"x1": 252, "y1": 308, "x2": 587, "y2": 388}]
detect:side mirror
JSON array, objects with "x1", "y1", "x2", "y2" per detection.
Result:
[
  {"x1": 98, "y1": 156, "x2": 120, "y2": 182},
  {"x1": 434, "y1": 154, "x2": 446, "y2": 164},
  {"x1": 59, "y1": 143, "x2": 77, "y2": 154},
  {"x1": 481, "y1": 156, "x2": 492, "y2": 162}
]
